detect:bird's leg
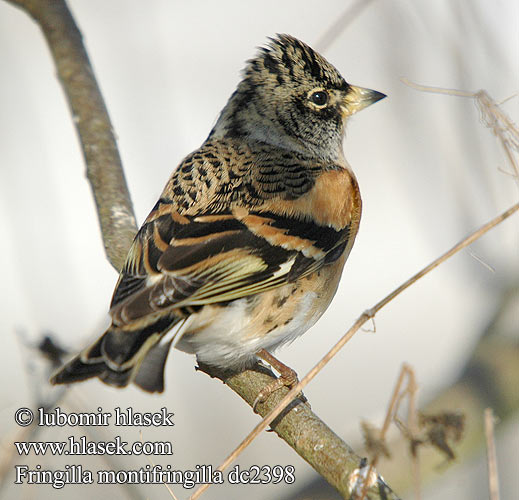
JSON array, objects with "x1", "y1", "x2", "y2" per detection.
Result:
[{"x1": 253, "y1": 349, "x2": 300, "y2": 410}]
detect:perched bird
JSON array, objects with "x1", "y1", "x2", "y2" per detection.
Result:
[{"x1": 51, "y1": 35, "x2": 385, "y2": 398}]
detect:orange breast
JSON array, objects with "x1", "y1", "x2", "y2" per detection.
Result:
[{"x1": 260, "y1": 167, "x2": 362, "y2": 231}]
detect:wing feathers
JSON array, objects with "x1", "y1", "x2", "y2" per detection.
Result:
[
  {"x1": 110, "y1": 177, "x2": 352, "y2": 325},
  {"x1": 110, "y1": 207, "x2": 349, "y2": 324}
]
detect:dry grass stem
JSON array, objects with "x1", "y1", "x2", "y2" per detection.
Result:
[
  {"x1": 402, "y1": 78, "x2": 519, "y2": 188},
  {"x1": 359, "y1": 365, "x2": 420, "y2": 500},
  {"x1": 468, "y1": 251, "x2": 496, "y2": 273},
  {"x1": 406, "y1": 371, "x2": 421, "y2": 500},
  {"x1": 484, "y1": 408, "x2": 500, "y2": 500},
  {"x1": 315, "y1": 0, "x2": 377, "y2": 53},
  {"x1": 139, "y1": 430, "x2": 179, "y2": 500}
]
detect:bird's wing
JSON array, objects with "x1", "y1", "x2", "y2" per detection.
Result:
[{"x1": 109, "y1": 201, "x2": 351, "y2": 326}]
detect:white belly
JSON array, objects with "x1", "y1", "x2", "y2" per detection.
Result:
[
  {"x1": 176, "y1": 289, "x2": 322, "y2": 369},
  {"x1": 175, "y1": 254, "x2": 347, "y2": 369}
]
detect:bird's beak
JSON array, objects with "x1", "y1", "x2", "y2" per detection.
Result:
[{"x1": 341, "y1": 85, "x2": 386, "y2": 117}]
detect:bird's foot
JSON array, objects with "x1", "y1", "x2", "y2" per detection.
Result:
[{"x1": 253, "y1": 349, "x2": 303, "y2": 411}]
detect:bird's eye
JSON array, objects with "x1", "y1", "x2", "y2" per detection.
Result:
[{"x1": 309, "y1": 90, "x2": 329, "y2": 106}]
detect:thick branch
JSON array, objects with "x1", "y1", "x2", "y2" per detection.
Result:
[
  {"x1": 7, "y1": 0, "x2": 137, "y2": 271},
  {"x1": 200, "y1": 363, "x2": 399, "y2": 500}
]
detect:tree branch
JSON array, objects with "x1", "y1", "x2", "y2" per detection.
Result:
[
  {"x1": 199, "y1": 363, "x2": 399, "y2": 500},
  {"x1": 7, "y1": 0, "x2": 137, "y2": 271}
]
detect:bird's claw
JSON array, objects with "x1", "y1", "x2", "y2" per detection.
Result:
[{"x1": 252, "y1": 367, "x2": 299, "y2": 412}]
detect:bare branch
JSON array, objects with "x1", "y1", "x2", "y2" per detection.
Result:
[{"x1": 6, "y1": 0, "x2": 137, "y2": 271}]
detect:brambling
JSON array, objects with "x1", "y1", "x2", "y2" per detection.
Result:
[{"x1": 51, "y1": 35, "x2": 385, "y2": 399}]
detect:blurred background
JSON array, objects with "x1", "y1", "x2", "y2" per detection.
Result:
[{"x1": 0, "y1": 1, "x2": 517, "y2": 499}]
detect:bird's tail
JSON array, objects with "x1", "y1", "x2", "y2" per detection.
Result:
[{"x1": 50, "y1": 314, "x2": 182, "y2": 393}]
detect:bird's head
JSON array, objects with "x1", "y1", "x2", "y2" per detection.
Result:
[{"x1": 209, "y1": 34, "x2": 385, "y2": 160}]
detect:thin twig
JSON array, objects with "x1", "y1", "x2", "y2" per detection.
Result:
[
  {"x1": 0, "y1": 425, "x2": 37, "y2": 491},
  {"x1": 484, "y1": 408, "x2": 500, "y2": 500},
  {"x1": 6, "y1": 0, "x2": 138, "y2": 271},
  {"x1": 65, "y1": 392, "x2": 146, "y2": 500},
  {"x1": 468, "y1": 251, "x2": 496, "y2": 273},
  {"x1": 407, "y1": 370, "x2": 421, "y2": 500},
  {"x1": 314, "y1": 0, "x2": 378, "y2": 53},
  {"x1": 359, "y1": 365, "x2": 419, "y2": 500},
  {"x1": 190, "y1": 201, "x2": 519, "y2": 500},
  {"x1": 400, "y1": 78, "x2": 476, "y2": 97},
  {"x1": 369, "y1": 203, "x2": 518, "y2": 314},
  {"x1": 358, "y1": 368, "x2": 407, "y2": 500},
  {"x1": 476, "y1": 91, "x2": 519, "y2": 188},
  {"x1": 401, "y1": 79, "x2": 519, "y2": 189},
  {"x1": 140, "y1": 430, "x2": 179, "y2": 500},
  {"x1": 0, "y1": 332, "x2": 67, "y2": 493}
]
